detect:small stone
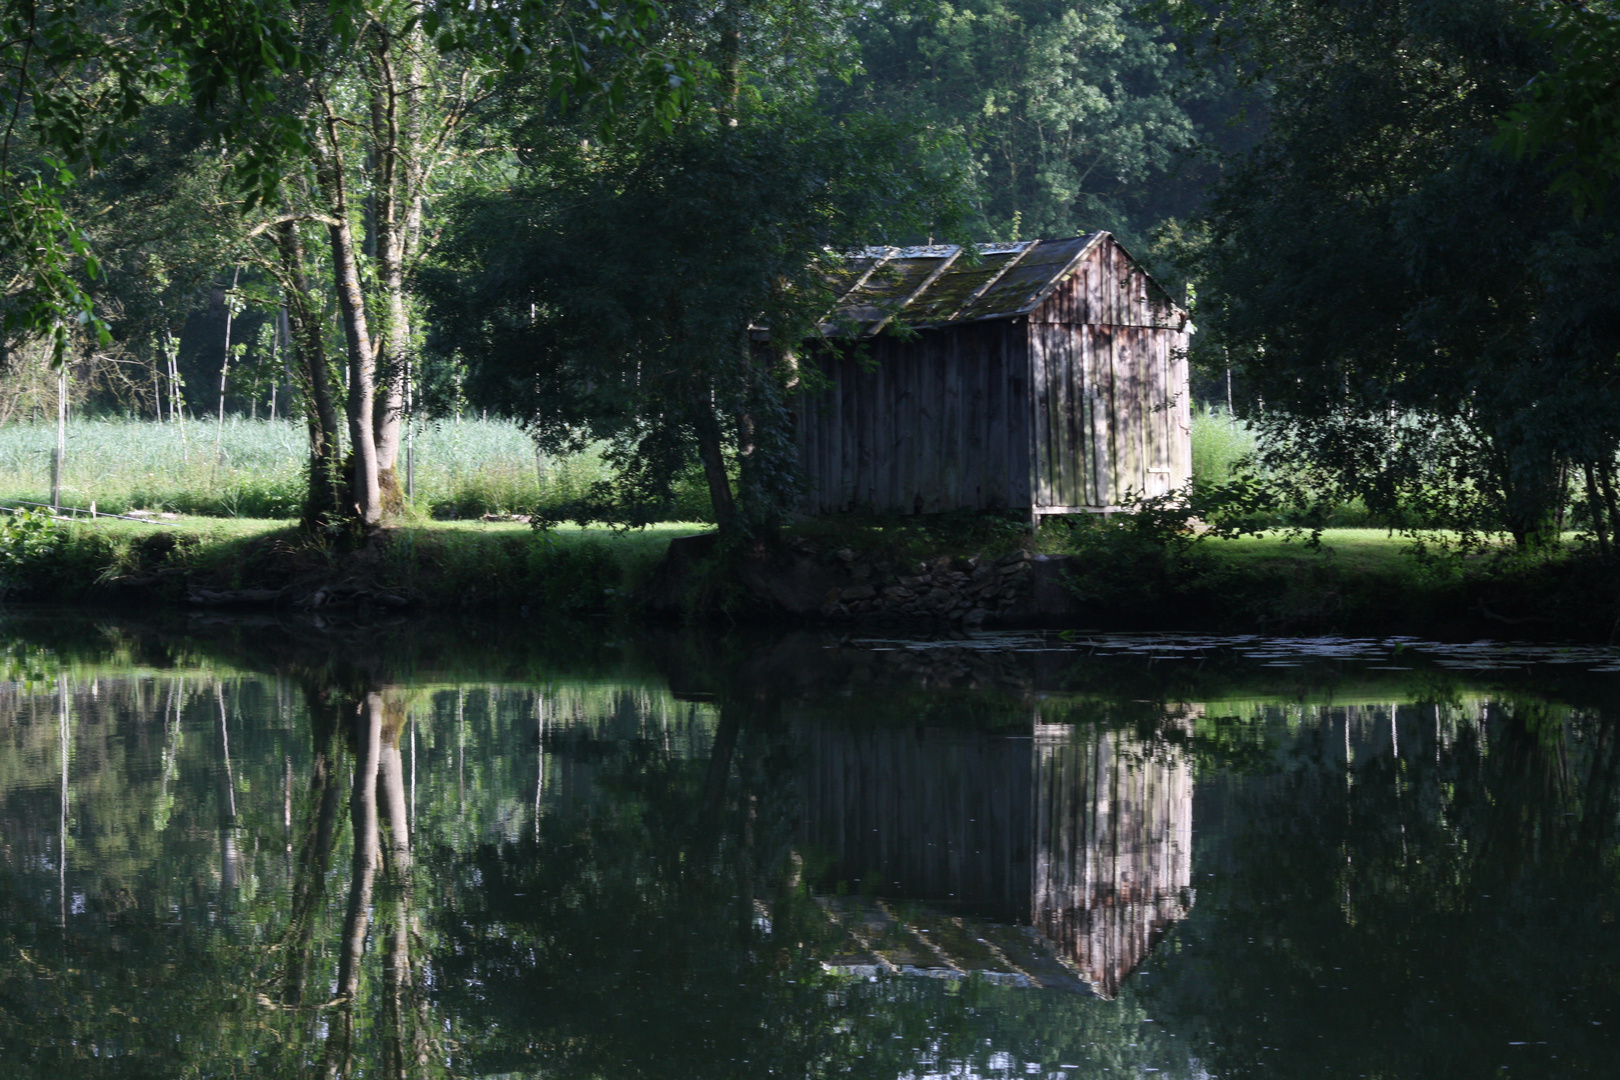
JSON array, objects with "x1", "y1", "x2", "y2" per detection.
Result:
[
  {"x1": 840, "y1": 584, "x2": 877, "y2": 601},
  {"x1": 999, "y1": 563, "x2": 1023, "y2": 576},
  {"x1": 836, "y1": 548, "x2": 857, "y2": 562},
  {"x1": 964, "y1": 608, "x2": 989, "y2": 625},
  {"x1": 996, "y1": 550, "x2": 1030, "y2": 566},
  {"x1": 898, "y1": 575, "x2": 922, "y2": 588},
  {"x1": 882, "y1": 586, "x2": 914, "y2": 600}
]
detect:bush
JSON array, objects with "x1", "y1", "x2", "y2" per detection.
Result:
[{"x1": 0, "y1": 510, "x2": 63, "y2": 595}]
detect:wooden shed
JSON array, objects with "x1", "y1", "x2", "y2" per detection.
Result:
[{"x1": 796, "y1": 233, "x2": 1191, "y2": 518}]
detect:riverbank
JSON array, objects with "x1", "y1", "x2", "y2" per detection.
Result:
[
  {"x1": 2, "y1": 514, "x2": 700, "y2": 617},
  {"x1": 4, "y1": 511, "x2": 1616, "y2": 640}
]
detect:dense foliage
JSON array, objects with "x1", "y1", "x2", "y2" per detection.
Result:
[{"x1": 1178, "y1": 0, "x2": 1620, "y2": 546}]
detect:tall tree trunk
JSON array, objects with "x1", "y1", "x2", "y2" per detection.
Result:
[
  {"x1": 1586, "y1": 462, "x2": 1612, "y2": 559},
  {"x1": 367, "y1": 27, "x2": 426, "y2": 517},
  {"x1": 692, "y1": 403, "x2": 736, "y2": 531},
  {"x1": 316, "y1": 96, "x2": 383, "y2": 527},
  {"x1": 276, "y1": 221, "x2": 345, "y2": 529}
]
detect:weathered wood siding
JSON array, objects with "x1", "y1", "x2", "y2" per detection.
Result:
[
  {"x1": 1028, "y1": 236, "x2": 1191, "y2": 509},
  {"x1": 797, "y1": 320, "x2": 1032, "y2": 515}
]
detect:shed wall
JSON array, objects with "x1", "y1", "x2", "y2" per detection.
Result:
[
  {"x1": 1029, "y1": 242, "x2": 1191, "y2": 510},
  {"x1": 797, "y1": 321, "x2": 1032, "y2": 514}
]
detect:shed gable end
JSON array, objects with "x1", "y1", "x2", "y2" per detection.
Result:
[{"x1": 1029, "y1": 234, "x2": 1184, "y2": 329}]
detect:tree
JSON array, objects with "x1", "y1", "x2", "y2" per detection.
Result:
[
  {"x1": 427, "y1": 0, "x2": 965, "y2": 537},
  {"x1": 164, "y1": 0, "x2": 695, "y2": 529},
  {"x1": 837, "y1": 0, "x2": 1261, "y2": 248},
  {"x1": 1497, "y1": 1, "x2": 1620, "y2": 213},
  {"x1": 1173, "y1": 0, "x2": 1620, "y2": 546}
]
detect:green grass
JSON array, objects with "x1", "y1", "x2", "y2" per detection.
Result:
[
  {"x1": 1205, "y1": 528, "x2": 1415, "y2": 574},
  {"x1": 0, "y1": 417, "x2": 711, "y2": 521}
]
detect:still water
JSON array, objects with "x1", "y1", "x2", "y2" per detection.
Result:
[{"x1": 2, "y1": 613, "x2": 1618, "y2": 1079}]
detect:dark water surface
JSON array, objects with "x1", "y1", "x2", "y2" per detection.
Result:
[{"x1": 3, "y1": 612, "x2": 1619, "y2": 1079}]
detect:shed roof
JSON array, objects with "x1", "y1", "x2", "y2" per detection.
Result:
[{"x1": 821, "y1": 233, "x2": 1176, "y2": 337}]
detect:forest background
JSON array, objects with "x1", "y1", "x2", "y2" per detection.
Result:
[{"x1": 1, "y1": 0, "x2": 1619, "y2": 552}]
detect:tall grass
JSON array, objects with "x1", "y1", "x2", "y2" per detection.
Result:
[
  {"x1": 1190, "y1": 404, "x2": 1259, "y2": 485},
  {"x1": 0, "y1": 417, "x2": 705, "y2": 520}
]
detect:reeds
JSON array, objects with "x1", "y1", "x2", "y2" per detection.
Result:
[
  {"x1": 1190, "y1": 404, "x2": 1259, "y2": 485},
  {"x1": 0, "y1": 417, "x2": 633, "y2": 520}
]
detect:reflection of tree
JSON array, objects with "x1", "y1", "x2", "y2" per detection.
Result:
[
  {"x1": 278, "y1": 686, "x2": 436, "y2": 1079},
  {"x1": 1143, "y1": 699, "x2": 1620, "y2": 1080}
]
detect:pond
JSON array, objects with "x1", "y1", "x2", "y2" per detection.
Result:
[{"x1": 1, "y1": 612, "x2": 1618, "y2": 1078}]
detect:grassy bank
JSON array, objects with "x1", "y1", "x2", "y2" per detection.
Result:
[
  {"x1": 4, "y1": 504, "x2": 1615, "y2": 638},
  {"x1": 778, "y1": 510, "x2": 1620, "y2": 638},
  {"x1": 0, "y1": 512, "x2": 710, "y2": 616},
  {"x1": 0, "y1": 417, "x2": 712, "y2": 521}
]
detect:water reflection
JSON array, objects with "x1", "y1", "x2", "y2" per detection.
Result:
[
  {"x1": 1, "y1": 619, "x2": 1619, "y2": 1079},
  {"x1": 799, "y1": 710, "x2": 1194, "y2": 997}
]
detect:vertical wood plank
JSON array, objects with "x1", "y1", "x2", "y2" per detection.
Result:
[
  {"x1": 985, "y1": 324, "x2": 1004, "y2": 508},
  {"x1": 1016, "y1": 322, "x2": 1035, "y2": 509},
  {"x1": 945, "y1": 329, "x2": 966, "y2": 508},
  {"x1": 961, "y1": 327, "x2": 980, "y2": 507},
  {"x1": 1052, "y1": 325, "x2": 1075, "y2": 507},
  {"x1": 1030, "y1": 323, "x2": 1049, "y2": 508},
  {"x1": 1092, "y1": 325, "x2": 1115, "y2": 505},
  {"x1": 1171, "y1": 328, "x2": 1192, "y2": 489},
  {"x1": 923, "y1": 335, "x2": 938, "y2": 511}
]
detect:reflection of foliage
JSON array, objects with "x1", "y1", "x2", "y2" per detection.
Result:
[{"x1": 1143, "y1": 697, "x2": 1620, "y2": 1079}]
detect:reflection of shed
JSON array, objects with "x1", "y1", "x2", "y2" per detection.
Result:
[
  {"x1": 798, "y1": 712, "x2": 1194, "y2": 997},
  {"x1": 798, "y1": 234, "x2": 1191, "y2": 518}
]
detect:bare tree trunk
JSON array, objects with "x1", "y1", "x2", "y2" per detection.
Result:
[
  {"x1": 693, "y1": 403, "x2": 736, "y2": 531},
  {"x1": 50, "y1": 365, "x2": 65, "y2": 509},
  {"x1": 367, "y1": 29, "x2": 425, "y2": 519},
  {"x1": 214, "y1": 267, "x2": 240, "y2": 474},
  {"x1": 1585, "y1": 462, "x2": 1611, "y2": 558},
  {"x1": 276, "y1": 221, "x2": 347, "y2": 529},
  {"x1": 317, "y1": 98, "x2": 382, "y2": 527}
]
